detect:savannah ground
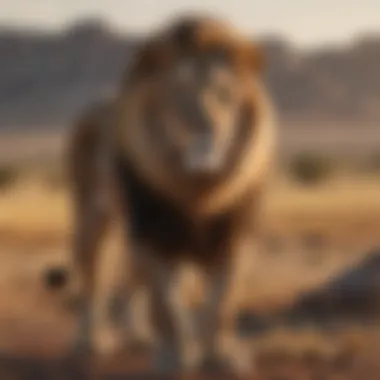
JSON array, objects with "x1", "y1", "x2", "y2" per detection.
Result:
[{"x1": 0, "y1": 126, "x2": 380, "y2": 379}]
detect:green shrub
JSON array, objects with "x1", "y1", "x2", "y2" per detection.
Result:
[{"x1": 290, "y1": 153, "x2": 332, "y2": 185}]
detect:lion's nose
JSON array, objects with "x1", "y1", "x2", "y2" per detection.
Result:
[{"x1": 184, "y1": 132, "x2": 222, "y2": 173}]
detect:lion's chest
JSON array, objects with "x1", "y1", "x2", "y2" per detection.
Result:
[{"x1": 115, "y1": 156, "x2": 243, "y2": 265}]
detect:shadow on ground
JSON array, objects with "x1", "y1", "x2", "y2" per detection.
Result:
[{"x1": 237, "y1": 247, "x2": 380, "y2": 335}]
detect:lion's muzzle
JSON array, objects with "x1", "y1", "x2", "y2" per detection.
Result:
[{"x1": 183, "y1": 131, "x2": 224, "y2": 174}]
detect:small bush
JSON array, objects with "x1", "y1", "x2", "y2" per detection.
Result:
[
  {"x1": 366, "y1": 152, "x2": 380, "y2": 173},
  {"x1": 290, "y1": 153, "x2": 332, "y2": 185},
  {"x1": 0, "y1": 165, "x2": 19, "y2": 190}
]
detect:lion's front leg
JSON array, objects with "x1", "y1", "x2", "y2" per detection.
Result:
[
  {"x1": 189, "y1": 255, "x2": 254, "y2": 376},
  {"x1": 192, "y1": 262, "x2": 232, "y2": 371},
  {"x1": 140, "y1": 253, "x2": 183, "y2": 373}
]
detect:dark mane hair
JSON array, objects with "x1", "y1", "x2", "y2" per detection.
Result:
[{"x1": 122, "y1": 15, "x2": 265, "y2": 87}]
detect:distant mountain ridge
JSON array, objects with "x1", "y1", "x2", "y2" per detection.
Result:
[{"x1": 0, "y1": 19, "x2": 379, "y2": 130}]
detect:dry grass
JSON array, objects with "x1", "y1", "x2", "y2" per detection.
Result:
[
  {"x1": 1, "y1": 174, "x2": 379, "y2": 313},
  {"x1": 0, "y1": 182, "x2": 69, "y2": 248},
  {"x1": 0, "y1": 163, "x2": 380, "y2": 378},
  {"x1": 1, "y1": 174, "x2": 380, "y2": 245}
]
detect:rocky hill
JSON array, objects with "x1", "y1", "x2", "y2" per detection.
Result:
[{"x1": 0, "y1": 19, "x2": 379, "y2": 129}]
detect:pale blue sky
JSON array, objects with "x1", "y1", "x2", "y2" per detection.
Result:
[{"x1": 0, "y1": 0, "x2": 379, "y2": 47}]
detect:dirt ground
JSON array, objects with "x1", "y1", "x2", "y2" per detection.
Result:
[
  {"x1": 0, "y1": 171, "x2": 380, "y2": 379},
  {"x1": 0, "y1": 247, "x2": 380, "y2": 380},
  {"x1": 1, "y1": 228, "x2": 380, "y2": 379}
]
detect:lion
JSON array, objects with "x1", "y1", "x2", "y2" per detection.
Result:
[
  {"x1": 65, "y1": 14, "x2": 277, "y2": 376},
  {"x1": 112, "y1": 15, "x2": 277, "y2": 373}
]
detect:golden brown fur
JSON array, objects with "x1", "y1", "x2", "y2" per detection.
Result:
[
  {"x1": 116, "y1": 15, "x2": 275, "y2": 217},
  {"x1": 67, "y1": 97, "x2": 118, "y2": 352},
  {"x1": 67, "y1": 15, "x2": 276, "y2": 376},
  {"x1": 66, "y1": 97, "x2": 140, "y2": 355}
]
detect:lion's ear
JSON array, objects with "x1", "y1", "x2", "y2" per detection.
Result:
[
  {"x1": 122, "y1": 41, "x2": 167, "y2": 87},
  {"x1": 252, "y1": 46, "x2": 266, "y2": 72},
  {"x1": 241, "y1": 41, "x2": 266, "y2": 73},
  {"x1": 134, "y1": 42, "x2": 163, "y2": 76},
  {"x1": 248, "y1": 44, "x2": 266, "y2": 73}
]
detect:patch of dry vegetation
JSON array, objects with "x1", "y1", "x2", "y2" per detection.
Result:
[
  {"x1": 1, "y1": 168, "x2": 379, "y2": 318},
  {"x1": 1, "y1": 171, "x2": 380, "y2": 248},
  {"x1": 0, "y1": 168, "x2": 380, "y2": 378}
]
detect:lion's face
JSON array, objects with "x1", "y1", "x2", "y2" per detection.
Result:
[
  {"x1": 120, "y1": 16, "x2": 268, "y2": 191},
  {"x1": 146, "y1": 52, "x2": 253, "y2": 177}
]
